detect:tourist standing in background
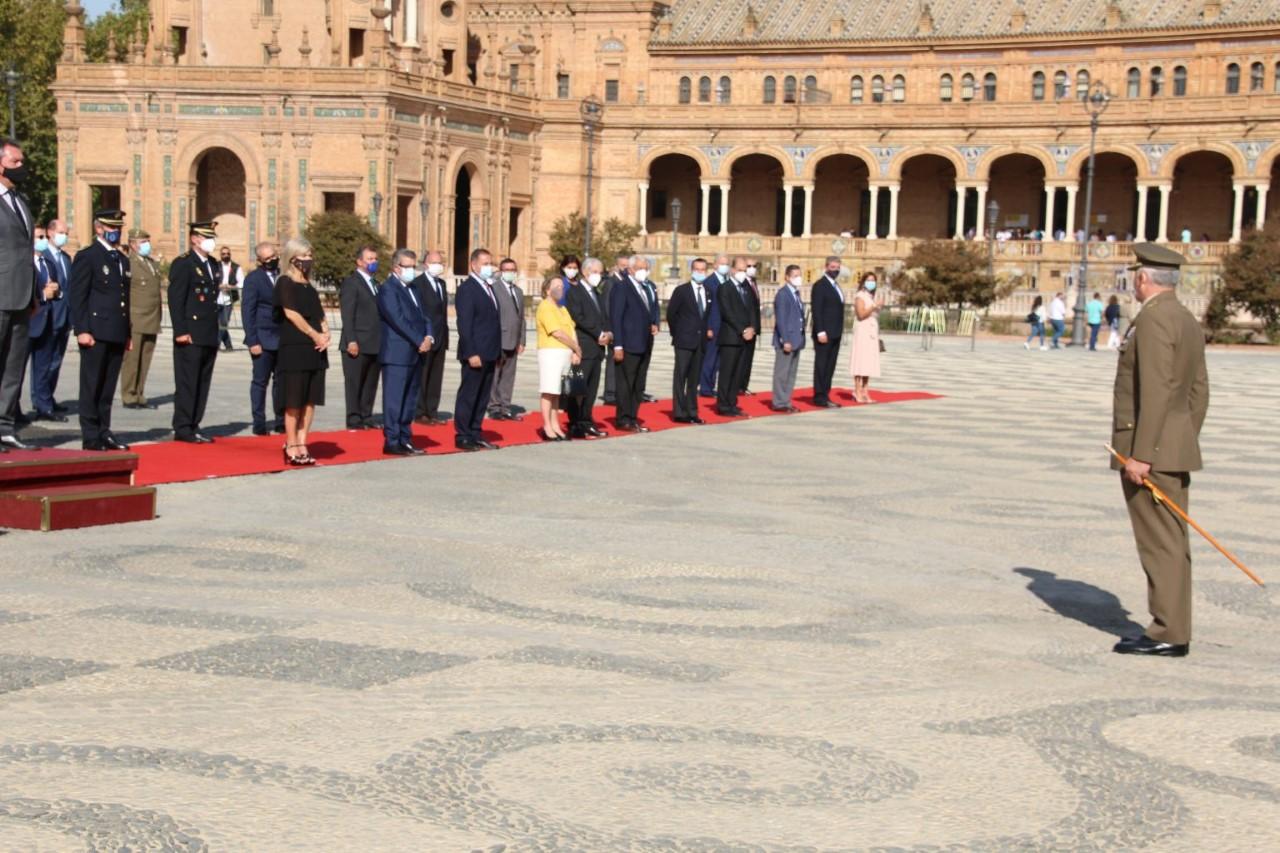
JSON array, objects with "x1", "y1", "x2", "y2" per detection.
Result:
[
  {"x1": 1086, "y1": 292, "x2": 1105, "y2": 352},
  {"x1": 1105, "y1": 295, "x2": 1122, "y2": 350},
  {"x1": 1048, "y1": 292, "x2": 1067, "y2": 349}
]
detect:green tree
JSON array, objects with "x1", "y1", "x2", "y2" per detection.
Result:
[
  {"x1": 301, "y1": 211, "x2": 391, "y2": 287},
  {"x1": 894, "y1": 239, "x2": 1000, "y2": 309},
  {"x1": 0, "y1": 0, "x2": 68, "y2": 223},
  {"x1": 544, "y1": 211, "x2": 640, "y2": 277},
  {"x1": 84, "y1": 0, "x2": 149, "y2": 63},
  {"x1": 1210, "y1": 222, "x2": 1280, "y2": 339}
]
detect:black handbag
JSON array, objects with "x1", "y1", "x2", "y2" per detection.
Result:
[{"x1": 561, "y1": 366, "x2": 587, "y2": 398}]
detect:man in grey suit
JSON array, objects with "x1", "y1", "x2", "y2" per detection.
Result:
[
  {"x1": 771, "y1": 264, "x2": 806, "y2": 413},
  {"x1": 487, "y1": 256, "x2": 526, "y2": 420},
  {"x1": 0, "y1": 138, "x2": 39, "y2": 452}
]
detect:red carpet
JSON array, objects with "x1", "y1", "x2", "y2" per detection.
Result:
[{"x1": 131, "y1": 387, "x2": 940, "y2": 486}]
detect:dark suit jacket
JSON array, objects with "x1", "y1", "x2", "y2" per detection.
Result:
[
  {"x1": 744, "y1": 277, "x2": 763, "y2": 333},
  {"x1": 716, "y1": 277, "x2": 752, "y2": 348},
  {"x1": 69, "y1": 239, "x2": 131, "y2": 344},
  {"x1": 240, "y1": 268, "x2": 280, "y2": 350},
  {"x1": 339, "y1": 271, "x2": 382, "y2": 353},
  {"x1": 609, "y1": 275, "x2": 652, "y2": 355},
  {"x1": 0, "y1": 188, "x2": 36, "y2": 312},
  {"x1": 36, "y1": 247, "x2": 71, "y2": 334},
  {"x1": 168, "y1": 251, "x2": 222, "y2": 346},
  {"x1": 411, "y1": 273, "x2": 450, "y2": 351},
  {"x1": 377, "y1": 277, "x2": 433, "y2": 366},
  {"x1": 704, "y1": 272, "x2": 724, "y2": 341},
  {"x1": 30, "y1": 253, "x2": 66, "y2": 338},
  {"x1": 666, "y1": 281, "x2": 709, "y2": 350},
  {"x1": 565, "y1": 281, "x2": 608, "y2": 361},
  {"x1": 454, "y1": 274, "x2": 502, "y2": 363},
  {"x1": 810, "y1": 276, "x2": 845, "y2": 341},
  {"x1": 642, "y1": 279, "x2": 660, "y2": 326},
  {"x1": 773, "y1": 285, "x2": 806, "y2": 350}
]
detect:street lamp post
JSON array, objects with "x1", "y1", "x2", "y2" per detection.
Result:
[
  {"x1": 418, "y1": 197, "x2": 429, "y2": 253},
  {"x1": 982, "y1": 199, "x2": 999, "y2": 352},
  {"x1": 1072, "y1": 80, "x2": 1112, "y2": 346},
  {"x1": 4, "y1": 67, "x2": 20, "y2": 139},
  {"x1": 371, "y1": 191, "x2": 384, "y2": 231},
  {"x1": 669, "y1": 197, "x2": 682, "y2": 279},
  {"x1": 580, "y1": 96, "x2": 604, "y2": 256}
]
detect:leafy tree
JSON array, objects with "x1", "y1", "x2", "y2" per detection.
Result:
[
  {"x1": 545, "y1": 211, "x2": 640, "y2": 277},
  {"x1": 0, "y1": 0, "x2": 68, "y2": 223},
  {"x1": 85, "y1": 0, "x2": 149, "y2": 63},
  {"x1": 302, "y1": 211, "x2": 391, "y2": 287},
  {"x1": 1210, "y1": 222, "x2": 1280, "y2": 338},
  {"x1": 893, "y1": 239, "x2": 1001, "y2": 309}
]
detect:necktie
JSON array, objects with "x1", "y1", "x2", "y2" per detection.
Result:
[
  {"x1": 4, "y1": 192, "x2": 24, "y2": 231},
  {"x1": 695, "y1": 285, "x2": 704, "y2": 314},
  {"x1": 432, "y1": 276, "x2": 442, "y2": 300},
  {"x1": 405, "y1": 282, "x2": 419, "y2": 309},
  {"x1": 483, "y1": 280, "x2": 497, "y2": 307},
  {"x1": 366, "y1": 276, "x2": 377, "y2": 298},
  {"x1": 585, "y1": 286, "x2": 599, "y2": 311}
]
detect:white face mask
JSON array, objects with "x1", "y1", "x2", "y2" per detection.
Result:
[
  {"x1": 716, "y1": 264, "x2": 730, "y2": 277},
  {"x1": 634, "y1": 269, "x2": 650, "y2": 282},
  {"x1": 199, "y1": 237, "x2": 216, "y2": 255},
  {"x1": 427, "y1": 263, "x2": 444, "y2": 277},
  {"x1": 399, "y1": 266, "x2": 417, "y2": 280},
  {"x1": 501, "y1": 270, "x2": 518, "y2": 283},
  {"x1": 733, "y1": 271, "x2": 747, "y2": 283},
  {"x1": 52, "y1": 233, "x2": 68, "y2": 248},
  {"x1": 746, "y1": 266, "x2": 758, "y2": 277},
  {"x1": 562, "y1": 267, "x2": 578, "y2": 280},
  {"x1": 478, "y1": 264, "x2": 494, "y2": 280},
  {"x1": 586, "y1": 272, "x2": 602, "y2": 287},
  {"x1": 788, "y1": 276, "x2": 802, "y2": 288}
]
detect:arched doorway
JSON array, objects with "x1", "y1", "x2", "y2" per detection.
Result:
[
  {"x1": 452, "y1": 167, "x2": 473, "y2": 275},
  {"x1": 811, "y1": 154, "x2": 871, "y2": 236},
  {"x1": 1269, "y1": 157, "x2": 1280, "y2": 226},
  {"x1": 728, "y1": 154, "x2": 785, "y2": 236},
  {"x1": 988, "y1": 154, "x2": 1046, "y2": 236},
  {"x1": 646, "y1": 153, "x2": 701, "y2": 235},
  {"x1": 1169, "y1": 151, "x2": 1234, "y2": 241},
  {"x1": 899, "y1": 154, "x2": 956, "y2": 238},
  {"x1": 194, "y1": 147, "x2": 247, "y2": 250},
  {"x1": 1078, "y1": 153, "x2": 1137, "y2": 239}
]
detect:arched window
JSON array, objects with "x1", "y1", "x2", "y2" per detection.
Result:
[
  {"x1": 940, "y1": 73, "x2": 953, "y2": 102},
  {"x1": 1053, "y1": 70, "x2": 1068, "y2": 99},
  {"x1": 983, "y1": 72, "x2": 997, "y2": 101},
  {"x1": 783, "y1": 75, "x2": 797, "y2": 103},
  {"x1": 803, "y1": 75, "x2": 818, "y2": 102},
  {"x1": 1251, "y1": 61, "x2": 1265, "y2": 91},
  {"x1": 961, "y1": 73, "x2": 975, "y2": 101},
  {"x1": 1031, "y1": 71, "x2": 1045, "y2": 101},
  {"x1": 1173, "y1": 65, "x2": 1187, "y2": 96},
  {"x1": 1127, "y1": 67, "x2": 1141, "y2": 97},
  {"x1": 1150, "y1": 66, "x2": 1163, "y2": 96},
  {"x1": 717, "y1": 76, "x2": 731, "y2": 104},
  {"x1": 697, "y1": 76, "x2": 711, "y2": 103},
  {"x1": 851, "y1": 75, "x2": 864, "y2": 103},
  {"x1": 871, "y1": 75, "x2": 885, "y2": 103},
  {"x1": 893, "y1": 74, "x2": 906, "y2": 102},
  {"x1": 678, "y1": 76, "x2": 691, "y2": 104},
  {"x1": 1226, "y1": 62, "x2": 1240, "y2": 94},
  {"x1": 1076, "y1": 69, "x2": 1090, "y2": 99},
  {"x1": 763, "y1": 76, "x2": 776, "y2": 104}
]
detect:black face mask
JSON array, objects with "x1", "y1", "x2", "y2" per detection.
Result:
[
  {"x1": 2, "y1": 162, "x2": 28, "y2": 187},
  {"x1": 291, "y1": 257, "x2": 313, "y2": 277},
  {"x1": 261, "y1": 257, "x2": 279, "y2": 272}
]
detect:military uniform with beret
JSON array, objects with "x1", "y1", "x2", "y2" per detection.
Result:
[
  {"x1": 1111, "y1": 242, "x2": 1210, "y2": 655},
  {"x1": 69, "y1": 209, "x2": 132, "y2": 450},
  {"x1": 121, "y1": 226, "x2": 163, "y2": 407},
  {"x1": 168, "y1": 221, "x2": 222, "y2": 442}
]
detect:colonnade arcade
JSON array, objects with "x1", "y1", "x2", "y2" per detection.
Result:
[{"x1": 636, "y1": 144, "x2": 1280, "y2": 244}]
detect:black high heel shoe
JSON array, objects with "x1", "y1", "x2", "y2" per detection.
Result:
[{"x1": 537, "y1": 429, "x2": 555, "y2": 442}]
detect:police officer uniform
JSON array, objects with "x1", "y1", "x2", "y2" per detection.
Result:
[
  {"x1": 69, "y1": 209, "x2": 131, "y2": 450},
  {"x1": 168, "y1": 221, "x2": 222, "y2": 443},
  {"x1": 121, "y1": 227, "x2": 163, "y2": 408},
  {"x1": 1111, "y1": 243, "x2": 1209, "y2": 657}
]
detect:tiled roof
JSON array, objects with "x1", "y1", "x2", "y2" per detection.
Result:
[{"x1": 651, "y1": 1, "x2": 1280, "y2": 45}]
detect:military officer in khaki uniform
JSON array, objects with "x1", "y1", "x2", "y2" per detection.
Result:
[
  {"x1": 1111, "y1": 243, "x2": 1209, "y2": 657},
  {"x1": 121, "y1": 227, "x2": 163, "y2": 409}
]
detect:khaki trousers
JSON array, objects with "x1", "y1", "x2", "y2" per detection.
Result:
[
  {"x1": 120, "y1": 332, "x2": 157, "y2": 405},
  {"x1": 1122, "y1": 470, "x2": 1192, "y2": 645}
]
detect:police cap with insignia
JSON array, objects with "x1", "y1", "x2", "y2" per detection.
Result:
[
  {"x1": 1128, "y1": 242, "x2": 1185, "y2": 272},
  {"x1": 94, "y1": 208, "x2": 126, "y2": 227},
  {"x1": 127, "y1": 226, "x2": 150, "y2": 240},
  {"x1": 189, "y1": 220, "x2": 218, "y2": 238}
]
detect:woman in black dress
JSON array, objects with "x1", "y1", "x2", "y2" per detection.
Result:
[{"x1": 274, "y1": 237, "x2": 330, "y2": 465}]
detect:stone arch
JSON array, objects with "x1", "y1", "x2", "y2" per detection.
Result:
[
  {"x1": 720, "y1": 145, "x2": 796, "y2": 181},
  {"x1": 1257, "y1": 142, "x2": 1280, "y2": 181},
  {"x1": 1169, "y1": 150, "x2": 1235, "y2": 241},
  {"x1": 1061, "y1": 144, "x2": 1149, "y2": 181},
  {"x1": 180, "y1": 142, "x2": 258, "y2": 254},
  {"x1": 886, "y1": 146, "x2": 965, "y2": 182},
  {"x1": 639, "y1": 146, "x2": 713, "y2": 179},
  {"x1": 987, "y1": 153, "x2": 1048, "y2": 236},
  {"x1": 799, "y1": 145, "x2": 878, "y2": 180},
  {"x1": 1074, "y1": 152, "x2": 1139, "y2": 239},
  {"x1": 176, "y1": 133, "x2": 261, "y2": 192},
  {"x1": 646, "y1": 153, "x2": 702, "y2": 235},
  {"x1": 973, "y1": 145, "x2": 1057, "y2": 181},
  {"x1": 810, "y1": 153, "x2": 873, "y2": 236},
  {"x1": 1157, "y1": 142, "x2": 1246, "y2": 181},
  {"x1": 445, "y1": 150, "x2": 489, "y2": 199},
  {"x1": 897, "y1": 153, "x2": 959, "y2": 238},
  {"x1": 728, "y1": 153, "x2": 787, "y2": 236}
]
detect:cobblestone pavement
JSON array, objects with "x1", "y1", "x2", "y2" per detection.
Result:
[{"x1": 2, "y1": 334, "x2": 1279, "y2": 851}]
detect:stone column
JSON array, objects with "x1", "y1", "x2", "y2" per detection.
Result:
[
  {"x1": 1156, "y1": 183, "x2": 1171, "y2": 242},
  {"x1": 886, "y1": 183, "x2": 900, "y2": 240},
  {"x1": 405, "y1": 0, "x2": 418, "y2": 45},
  {"x1": 638, "y1": 181, "x2": 649, "y2": 235},
  {"x1": 801, "y1": 183, "x2": 814, "y2": 238},
  {"x1": 1135, "y1": 185, "x2": 1149, "y2": 242},
  {"x1": 1230, "y1": 182, "x2": 1246, "y2": 243},
  {"x1": 867, "y1": 185, "x2": 880, "y2": 238},
  {"x1": 699, "y1": 182, "x2": 711, "y2": 236},
  {"x1": 952, "y1": 185, "x2": 966, "y2": 239},
  {"x1": 782, "y1": 184, "x2": 794, "y2": 237},
  {"x1": 974, "y1": 184, "x2": 988, "y2": 240},
  {"x1": 1043, "y1": 186, "x2": 1057, "y2": 241},
  {"x1": 719, "y1": 183, "x2": 730, "y2": 234},
  {"x1": 1257, "y1": 185, "x2": 1269, "y2": 230},
  {"x1": 1064, "y1": 185, "x2": 1079, "y2": 241}
]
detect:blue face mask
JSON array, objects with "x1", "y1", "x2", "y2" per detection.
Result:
[
  {"x1": 104, "y1": 230, "x2": 121, "y2": 245},
  {"x1": 366, "y1": 260, "x2": 379, "y2": 275},
  {"x1": 865, "y1": 281, "x2": 877, "y2": 292},
  {"x1": 34, "y1": 237, "x2": 49, "y2": 253},
  {"x1": 479, "y1": 264, "x2": 495, "y2": 280},
  {"x1": 691, "y1": 271, "x2": 707, "y2": 283},
  {"x1": 138, "y1": 241, "x2": 152, "y2": 257}
]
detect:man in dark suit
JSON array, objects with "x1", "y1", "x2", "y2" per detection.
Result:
[
  {"x1": 377, "y1": 249, "x2": 434, "y2": 456},
  {"x1": 41, "y1": 218, "x2": 75, "y2": 416},
  {"x1": 564, "y1": 257, "x2": 610, "y2": 439},
  {"x1": 715, "y1": 256, "x2": 755, "y2": 417},
  {"x1": 168, "y1": 220, "x2": 223, "y2": 443},
  {"x1": 698, "y1": 253, "x2": 729, "y2": 397},
  {"x1": 120, "y1": 227, "x2": 162, "y2": 411},
  {"x1": 810, "y1": 255, "x2": 846, "y2": 408},
  {"x1": 600, "y1": 253, "x2": 628, "y2": 405},
  {"x1": 0, "y1": 137, "x2": 38, "y2": 452},
  {"x1": 666, "y1": 257, "x2": 710, "y2": 423},
  {"x1": 340, "y1": 245, "x2": 383, "y2": 429},
  {"x1": 241, "y1": 241, "x2": 284, "y2": 435},
  {"x1": 739, "y1": 258, "x2": 763, "y2": 394},
  {"x1": 772, "y1": 264, "x2": 807, "y2": 412},
  {"x1": 412, "y1": 249, "x2": 450, "y2": 425},
  {"x1": 28, "y1": 224, "x2": 69, "y2": 422},
  {"x1": 634, "y1": 255, "x2": 661, "y2": 403},
  {"x1": 453, "y1": 248, "x2": 502, "y2": 451},
  {"x1": 69, "y1": 208, "x2": 132, "y2": 451},
  {"x1": 609, "y1": 255, "x2": 654, "y2": 432}
]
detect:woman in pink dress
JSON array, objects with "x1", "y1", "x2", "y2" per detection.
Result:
[{"x1": 849, "y1": 272, "x2": 881, "y2": 403}]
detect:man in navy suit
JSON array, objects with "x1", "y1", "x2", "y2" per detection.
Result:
[
  {"x1": 771, "y1": 264, "x2": 807, "y2": 413},
  {"x1": 377, "y1": 249, "x2": 433, "y2": 456},
  {"x1": 610, "y1": 255, "x2": 655, "y2": 432},
  {"x1": 634, "y1": 254, "x2": 661, "y2": 403},
  {"x1": 715, "y1": 256, "x2": 755, "y2": 417},
  {"x1": 29, "y1": 219, "x2": 72, "y2": 421},
  {"x1": 665, "y1": 257, "x2": 710, "y2": 423},
  {"x1": 698, "y1": 253, "x2": 728, "y2": 397},
  {"x1": 412, "y1": 249, "x2": 450, "y2": 425},
  {"x1": 810, "y1": 255, "x2": 846, "y2": 408},
  {"x1": 241, "y1": 241, "x2": 284, "y2": 435},
  {"x1": 453, "y1": 248, "x2": 502, "y2": 451}
]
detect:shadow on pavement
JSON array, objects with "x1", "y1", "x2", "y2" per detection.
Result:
[{"x1": 1014, "y1": 567, "x2": 1143, "y2": 637}]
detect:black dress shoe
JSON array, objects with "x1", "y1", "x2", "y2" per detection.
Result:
[
  {"x1": 455, "y1": 440, "x2": 481, "y2": 452},
  {"x1": 488, "y1": 410, "x2": 510, "y2": 421},
  {"x1": 272, "y1": 423, "x2": 286, "y2": 433},
  {"x1": 642, "y1": 393, "x2": 657, "y2": 403},
  {"x1": 101, "y1": 434, "x2": 130, "y2": 451},
  {"x1": 689, "y1": 416, "x2": 706, "y2": 424},
  {"x1": 0, "y1": 435, "x2": 34, "y2": 451},
  {"x1": 477, "y1": 439, "x2": 500, "y2": 450},
  {"x1": 672, "y1": 416, "x2": 692, "y2": 424},
  {"x1": 35, "y1": 410, "x2": 69, "y2": 422},
  {"x1": 193, "y1": 433, "x2": 215, "y2": 444},
  {"x1": 52, "y1": 402, "x2": 69, "y2": 414},
  {"x1": 715, "y1": 407, "x2": 739, "y2": 417},
  {"x1": 588, "y1": 426, "x2": 609, "y2": 437},
  {"x1": 14, "y1": 412, "x2": 31, "y2": 427},
  {"x1": 81, "y1": 441, "x2": 106, "y2": 451},
  {"x1": 1113, "y1": 635, "x2": 1189, "y2": 657},
  {"x1": 731, "y1": 407, "x2": 748, "y2": 416},
  {"x1": 822, "y1": 400, "x2": 841, "y2": 408},
  {"x1": 741, "y1": 388, "x2": 755, "y2": 396},
  {"x1": 403, "y1": 444, "x2": 426, "y2": 456},
  {"x1": 175, "y1": 434, "x2": 200, "y2": 444},
  {"x1": 383, "y1": 444, "x2": 412, "y2": 456},
  {"x1": 140, "y1": 401, "x2": 158, "y2": 410},
  {"x1": 252, "y1": 426, "x2": 271, "y2": 436}
]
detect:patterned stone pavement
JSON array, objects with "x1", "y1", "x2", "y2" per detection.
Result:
[{"x1": 2, "y1": 334, "x2": 1279, "y2": 851}]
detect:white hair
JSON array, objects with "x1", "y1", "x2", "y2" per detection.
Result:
[{"x1": 1144, "y1": 267, "x2": 1180, "y2": 288}]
